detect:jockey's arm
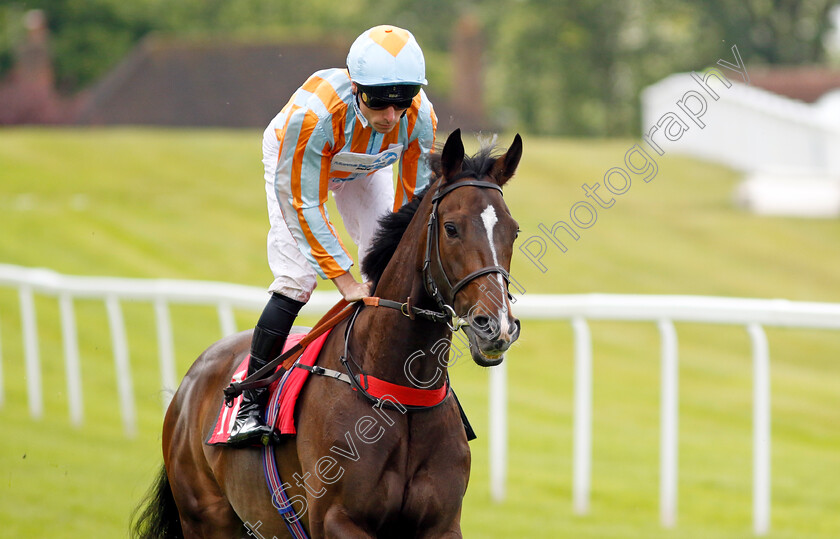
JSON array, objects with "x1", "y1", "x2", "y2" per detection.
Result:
[{"x1": 331, "y1": 271, "x2": 371, "y2": 302}]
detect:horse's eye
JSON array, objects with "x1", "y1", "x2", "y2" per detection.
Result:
[
  {"x1": 515, "y1": 228, "x2": 521, "y2": 239},
  {"x1": 444, "y1": 223, "x2": 458, "y2": 238}
]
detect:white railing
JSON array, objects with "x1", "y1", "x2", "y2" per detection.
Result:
[
  {"x1": 2, "y1": 265, "x2": 839, "y2": 535},
  {"x1": 0, "y1": 264, "x2": 339, "y2": 437},
  {"x1": 492, "y1": 293, "x2": 840, "y2": 536}
]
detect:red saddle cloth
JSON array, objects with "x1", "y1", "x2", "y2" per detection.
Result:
[{"x1": 207, "y1": 329, "x2": 332, "y2": 445}]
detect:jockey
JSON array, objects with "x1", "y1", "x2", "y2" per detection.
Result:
[{"x1": 228, "y1": 25, "x2": 438, "y2": 445}]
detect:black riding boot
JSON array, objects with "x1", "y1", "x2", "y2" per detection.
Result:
[{"x1": 228, "y1": 293, "x2": 305, "y2": 446}]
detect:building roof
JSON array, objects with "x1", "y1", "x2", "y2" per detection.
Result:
[
  {"x1": 746, "y1": 66, "x2": 840, "y2": 103},
  {"x1": 76, "y1": 36, "x2": 490, "y2": 132}
]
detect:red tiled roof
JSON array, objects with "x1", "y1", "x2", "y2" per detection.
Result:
[
  {"x1": 746, "y1": 66, "x2": 840, "y2": 103},
  {"x1": 75, "y1": 36, "x2": 491, "y2": 132},
  {"x1": 76, "y1": 38, "x2": 348, "y2": 127}
]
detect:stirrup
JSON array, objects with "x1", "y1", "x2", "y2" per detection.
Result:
[
  {"x1": 228, "y1": 423, "x2": 279, "y2": 447},
  {"x1": 260, "y1": 427, "x2": 283, "y2": 446}
]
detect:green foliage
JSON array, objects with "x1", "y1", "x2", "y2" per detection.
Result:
[
  {"x1": 1, "y1": 0, "x2": 154, "y2": 91},
  {"x1": 0, "y1": 4, "x2": 25, "y2": 75},
  {"x1": 485, "y1": 0, "x2": 727, "y2": 136},
  {"x1": 695, "y1": 0, "x2": 840, "y2": 64}
]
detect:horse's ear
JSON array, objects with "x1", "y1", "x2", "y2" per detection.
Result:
[
  {"x1": 440, "y1": 129, "x2": 464, "y2": 181},
  {"x1": 490, "y1": 133, "x2": 523, "y2": 186}
]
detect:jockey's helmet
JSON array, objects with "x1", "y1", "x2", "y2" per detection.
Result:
[{"x1": 347, "y1": 25, "x2": 427, "y2": 88}]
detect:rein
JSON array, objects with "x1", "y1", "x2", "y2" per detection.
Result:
[
  {"x1": 303, "y1": 303, "x2": 453, "y2": 412},
  {"x1": 223, "y1": 298, "x2": 355, "y2": 404},
  {"x1": 221, "y1": 295, "x2": 449, "y2": 404}
]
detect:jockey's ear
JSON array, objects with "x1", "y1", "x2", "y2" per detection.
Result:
[
  {"x1": 440, "y1": 128, "x2": 464, "y2": 181},
  {"x1": 490, "y1": 133, "x2": 522, "y2": 187}
]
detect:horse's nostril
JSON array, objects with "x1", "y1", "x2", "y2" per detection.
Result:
[
  {"x1": 471, "y1": 315, "x2": 498, "y2": 338},
  {"x1": 473, "y1": 315, "x2": 489, "y2": 326}
]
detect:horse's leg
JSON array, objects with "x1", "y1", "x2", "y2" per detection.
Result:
[
  {"x1": 321, "y1": 505, "x2": 375, "y2": 539},
  {"x1": 167, "y1": 446, "x2": 243, "y2": 538},
  {"x1": 169, "y1": 470, "x2": 241, "y2": 538},
  {"x1": 163, "y1": 338, "x2": 249, "y2": 539},
  {"x1": 176, "y1": 496, "x2": 242, "y2": 539},
  {"x1": 218, "y1": 446, "x2": 298, "y2": 536},
  {"x1": 418, "y1": 507, "x2": 463, "y2": 539},
  {"x1": 424, "y1": 528, "x2": 462, "y2": 539}
]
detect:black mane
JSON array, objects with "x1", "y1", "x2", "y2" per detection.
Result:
[{"x1": 360, "y1": 143, "x2": 506, "y2": 288}]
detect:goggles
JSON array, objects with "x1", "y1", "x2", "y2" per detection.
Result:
[{"x1": 357, "y1": 84, "x2": 420, "y2": 110}]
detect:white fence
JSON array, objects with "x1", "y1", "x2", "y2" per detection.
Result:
[
  {"x1": 2, "y1": 264, "x2": 840, "y2": 535},
  {"x1": 0, "y1": 263, "x2": 341, "y2": 436},
  {"x1": 493, "y1": 294, "x2": 840, "y2": 536}
]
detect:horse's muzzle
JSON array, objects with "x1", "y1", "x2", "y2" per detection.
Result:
[{"x1": 465, "y1": 315, "x2": 521, "y2": 366}]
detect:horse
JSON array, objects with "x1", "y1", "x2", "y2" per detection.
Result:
[{"x1": 132, "y1": 128, "x2": 523, "y2": 538}]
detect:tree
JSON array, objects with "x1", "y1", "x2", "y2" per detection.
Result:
[
  {"x1": 483, "y1": 0, "x2": 719, "y2": 136},
  {"x1": 697, "y1": 0, "x2": 840, "y2": 64}
]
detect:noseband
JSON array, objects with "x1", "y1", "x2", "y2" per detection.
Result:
[{"x1": 422, "y1": 179, "x2": 512, "y2": 322}]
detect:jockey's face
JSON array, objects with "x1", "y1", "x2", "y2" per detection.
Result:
[{"x1": 353, "y1": 83, "x2": 406, "y2": 134}]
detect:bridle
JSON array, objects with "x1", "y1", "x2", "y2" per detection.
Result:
[
  {"x1": 328, "y1": 177, "x2": 512, "y2": 414},
  {"x1": 421, "y1": 178, "x2": 512, "y2": 329}
]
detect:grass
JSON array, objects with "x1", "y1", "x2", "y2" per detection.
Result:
[{"x1": 1, "y1": 127, "x2": 839, "y2": 538}]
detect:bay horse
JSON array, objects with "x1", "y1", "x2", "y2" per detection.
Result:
[{"x1": 132, "y1": 129, "x2": 522, "y2": 538}]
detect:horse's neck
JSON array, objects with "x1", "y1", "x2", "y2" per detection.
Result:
[{"x1": 354, "y1": 195, "x2": 451, "y2": 388}]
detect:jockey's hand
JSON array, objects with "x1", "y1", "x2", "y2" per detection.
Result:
[{"x1": 331, "y1": 272, "x2": 371, "y2": 302}]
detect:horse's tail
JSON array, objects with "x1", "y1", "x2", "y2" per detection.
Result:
[{"x1": 130, "y1": 464, "x2": 183, "y2": 539}]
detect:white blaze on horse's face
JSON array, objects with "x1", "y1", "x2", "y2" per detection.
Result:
[{"x1": 478, "y1": 203, "x2": 514, "y2": 340}]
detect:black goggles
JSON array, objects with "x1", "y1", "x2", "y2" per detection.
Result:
[{"x1": 358, "y1": 84, "x2": 421, "y2": 110}]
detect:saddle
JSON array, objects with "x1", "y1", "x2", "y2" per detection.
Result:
[{"x1": 206, "y1": 330, "x2": 332, "y2": 446}]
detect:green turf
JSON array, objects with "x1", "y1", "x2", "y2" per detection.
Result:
[{"x1": 1, "y1": 128, "x2": 838, "y2": 538}]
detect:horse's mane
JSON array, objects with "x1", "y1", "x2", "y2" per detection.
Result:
[{"x1": 361, "y1": 142, "x2": 506, "y2": 288}]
